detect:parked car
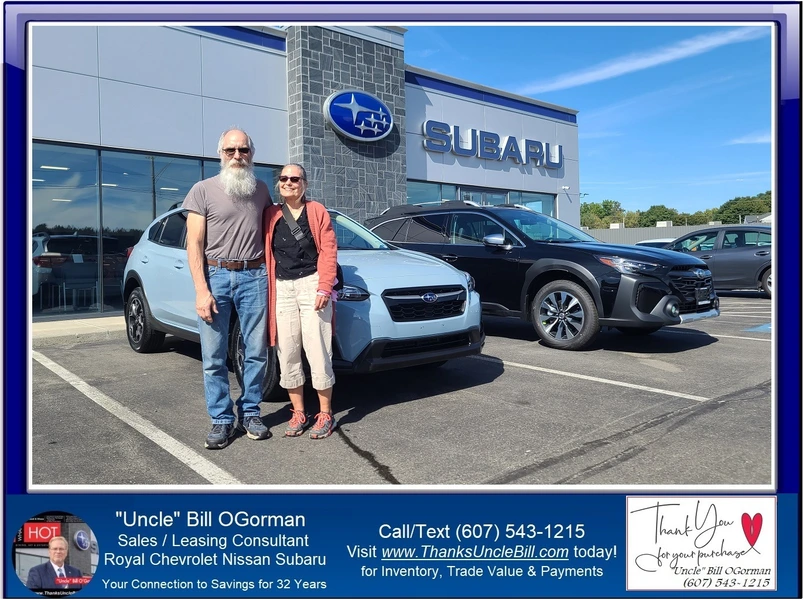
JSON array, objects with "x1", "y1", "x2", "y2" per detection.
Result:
[
  {"x1": 31, "y1": 232, "x2": 126, "y2": 302},
  {"x1": 365, "y1": 202, "x2": 720, "y2": 350},
  {"x1": 635, "y1": 238, "x2": 674, "y2": 248},
  {"x1": 666, "y1": 225, "x2": 772, "y2": 297},
  {"x1": 122, "y1": 207, "x2": 484, "y2": 399}
]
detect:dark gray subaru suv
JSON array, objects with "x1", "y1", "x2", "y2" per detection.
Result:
[{"x1": 366, "y1": 203, "x2": 720, "y2": 350}]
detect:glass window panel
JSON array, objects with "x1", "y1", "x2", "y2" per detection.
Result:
[
  {"x1": 253, "y1": 164, "x2": 280, "y2": 195},
  {"x1": 100, "y1": 150, "x2": 155, "y2": 311},
  {"x1": 405, "y1": 214, "x2": 449, "y2": 244},
  {"x1": 519, "y1": 192, "x2": 556, "y2": 217},
  {"x1": 33, "y1": 143, "x2": 100, "y2": 316},
  {"x1": 407, "y1": 181, "x2": 442, "y2": 205},
  {"x1": 448, "y1": 213, "x2": 504, "y2": 245},
  {"x1": 202, "y1": 159, "x2": 220, "y2": 179},
  {"x1": 154, "y1": 156, "x2": 201, "y2": 216},
  {"x1": 159, "y1": 212, "x2": 188, "y2": 248},
  {"x1": 369, "y1": 218, "x2": 406, "y2": 241},
  {"x1": 440, "y1": 184, "x2": 457, "y2": 202}
]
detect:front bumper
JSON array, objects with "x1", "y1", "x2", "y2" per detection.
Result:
[
  {"x1": 333, "y1": 325, "x2": 485, "y2": 374},
  {"x1": 599, "y1": 273, "x2": 720, "y2": 328}
]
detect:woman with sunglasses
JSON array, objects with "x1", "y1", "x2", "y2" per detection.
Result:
[{"x1": 263, "y1": 163, "x2": 338, "y2": 439}]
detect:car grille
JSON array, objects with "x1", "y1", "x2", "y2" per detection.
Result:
[
  {"x1": 382, "y1": 286, "x2": 466, "y2": 322},
  {"x1": 381, "y1": 332, "x2": 473, "y2": 358},
  {"x1": 668, "y1": 269, "x2": 714, "y2": 313}
]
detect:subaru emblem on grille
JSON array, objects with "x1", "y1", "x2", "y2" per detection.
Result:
[
  {"x1": 421, "y1": 292, "x2": 438, "y2": 303},
  {"x1": 693, "y1": 268, "x2": 706, "y2": 279}
]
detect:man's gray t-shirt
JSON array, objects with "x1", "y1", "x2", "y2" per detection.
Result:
[{"x1": 182, "y1": 174, "x2": 272, "y2": 260}]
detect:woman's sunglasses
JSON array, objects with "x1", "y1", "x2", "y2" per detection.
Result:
[{"x1": 279, "y1": 176, "x2": 303, "y2": 183}]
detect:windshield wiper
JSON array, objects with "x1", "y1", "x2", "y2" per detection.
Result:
[{"x1": 540, "y1": 238, "x2": 577, "y2": 243}]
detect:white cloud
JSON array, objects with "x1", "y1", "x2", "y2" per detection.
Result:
[
  {"x1": 515, "y1": 27, "x2": 769, "y2": 95},
  {"x1": 726, "y1": 132, "x2": 771, "y2": 144}
]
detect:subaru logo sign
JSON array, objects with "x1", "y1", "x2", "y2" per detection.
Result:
[
  {"x1": 73, "y1": 530, "x2": 91, "y2": 551},
  {"x1": 323, "y1": 90, "x2": 393, "y2": 142},
  {"x1": 421, "y1": 292, "x2": 438, "y2": 304}
]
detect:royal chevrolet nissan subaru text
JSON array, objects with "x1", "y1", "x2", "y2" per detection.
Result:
[{"x1": 366, "y1": 202, "x2": 720, "y2": 350}]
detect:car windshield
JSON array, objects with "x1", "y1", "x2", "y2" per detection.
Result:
[
  {"x1": 496, "y1": 210, "x2": 598, "y2": 243},
  {"x1": 329, "y1": 211, "x2": 392, "y2": 250}
]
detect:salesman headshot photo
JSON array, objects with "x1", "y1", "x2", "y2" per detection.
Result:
[{"x1": 26, "y1": 536, "x2": 84, "y2": 592}]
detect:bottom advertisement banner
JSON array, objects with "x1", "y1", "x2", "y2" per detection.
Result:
[{"x1": 4, "y1": 493, "x2": 799, "y2": 598}]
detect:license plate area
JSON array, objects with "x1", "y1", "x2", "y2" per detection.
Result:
[{"x1": 696, "y1": 286, "x2": 711, "y2": 305}]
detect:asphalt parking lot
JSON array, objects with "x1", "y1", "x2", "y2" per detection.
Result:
[{"x1": 30, "y1": 293, "x2": 772, "y2": 488}]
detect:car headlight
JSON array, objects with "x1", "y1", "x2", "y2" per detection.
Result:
[
  {"x1": 336, "y1": 284, "x2": 370, "y2": 301},
  {"x1": 462, "y1": 270, "x2": 475, "y2": 292},
  {"x1": 595, "y1": 255, "x2": 660, "y2": 274}
]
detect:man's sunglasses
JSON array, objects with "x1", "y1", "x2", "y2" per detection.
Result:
[
  {"x1": 222, "y1": 147, "x2": 251, "y2": 156},
  {"x1": 279, "y1": 176, "x2": 303, "y2": 183}
]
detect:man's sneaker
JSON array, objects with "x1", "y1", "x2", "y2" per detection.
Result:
[
  {"x1": 242, "y1": 415, "x2": 270, "y2": 440},
  {"x1": 285, "y1": 409, "x2": 310, "y2": 437},
  {"x1": 205, "y1": 422, "x2": 238, "y2": 449},
  {"x1": 309, "y1": 412, "x2": 337, "y2": 439}
]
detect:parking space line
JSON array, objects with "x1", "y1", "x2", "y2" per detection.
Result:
[
  {"x1": 32, "y1": 351, "x2": 242, "y2": 485},
  {"x1": 471, "y1": 355, "x2": 710, "y2": 402}
]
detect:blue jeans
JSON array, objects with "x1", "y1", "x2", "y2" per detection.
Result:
[{"x1": 198, "y1": 263, "x2": 267, "y2": 424}]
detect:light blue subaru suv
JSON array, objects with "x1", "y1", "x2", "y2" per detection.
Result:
[{"x1": 122, "y1": 207, "x2": 484, "y2": 398}]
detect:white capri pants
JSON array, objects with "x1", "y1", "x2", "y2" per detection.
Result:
[{"x1": 275, "y1": 272, "x2": 336, "y2": 390}]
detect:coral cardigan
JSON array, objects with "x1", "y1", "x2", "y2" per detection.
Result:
[{"x1": 264, "y1": 200, "x2": 338, "y2": 346}]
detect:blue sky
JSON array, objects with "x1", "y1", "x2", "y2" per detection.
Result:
[{"x1": 403, "y1": 25, "x2": 772, "y2": 214}]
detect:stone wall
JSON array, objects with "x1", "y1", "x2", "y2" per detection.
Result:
[{"x1": 285, "y1": 26, "x2": 406, "y2": 222}]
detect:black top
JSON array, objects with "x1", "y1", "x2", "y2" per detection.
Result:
[{"x1": 272, "y1": 206, "x2": 318, "y2": 280}]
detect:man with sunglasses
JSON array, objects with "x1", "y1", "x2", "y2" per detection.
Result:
[{"x1": 182, "y1": 128, "x2": 273, "y2": 449}]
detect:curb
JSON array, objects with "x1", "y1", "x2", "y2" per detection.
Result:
[{"x1": 33, "y1": 329, "x2": 128, "y2": 348}]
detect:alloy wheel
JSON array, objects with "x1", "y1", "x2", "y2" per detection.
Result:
[
  {"x1": 539, "y1": 291, "x2": 585, "y2": 341},
  {"x1": 127, "y1": 296, "x2": 144, "y2": 344}
]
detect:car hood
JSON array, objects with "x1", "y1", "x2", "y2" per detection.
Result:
[
  {"x1": 561, "y1": 241, "x2": 705, "y2": 266},
  {"x1": 339, "y1": 248, "x2": 466, "y2": 289}
]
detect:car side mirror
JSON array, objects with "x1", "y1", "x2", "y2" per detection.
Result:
[{"x1": 483, "y1": 233, "x2": 513, "y2": 251}]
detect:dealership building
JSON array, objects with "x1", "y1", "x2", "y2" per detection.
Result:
[{"x1": 31, "y1": 24, "x2": 579, "y2": 316}]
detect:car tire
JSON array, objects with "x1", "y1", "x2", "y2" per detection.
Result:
[
  {"x1": 125, "y1": 287, "x2": 165, "y2": 353},
  {"x1": 229, "y1": 317, "x2": 279, "y2": 402},
  {"x1": 761, "y1": 269, "x2": 771, "y2": 298},
  {"x1": 616, "y1": 326, "x2": 661, "y2": 336},
  {"x1": 532, "y1": 280, "x2": 599, "y2": 351}
]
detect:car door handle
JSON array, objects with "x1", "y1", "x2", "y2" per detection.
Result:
[
  {"x1": 754, "y1": 250, "x2": 770, "y2": 256},
  {"x1": 441, "y1": 254, "x2": 458, "y2": 262},
  {"x1": 174, "y1": 260, "x2": 184, "y2": 269},
  {"x1": 700, "y1": 255, "x2": 713, "y2": 260}
]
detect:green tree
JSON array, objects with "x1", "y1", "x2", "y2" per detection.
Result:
[
  {"x1": 638, "y1": 205, "x2": 680, "y2": 228},
  {"x1": 715, "y1": 192, "x2": 771, "y2": 224},
  {"x1": 623, "y1": 210, "x2": 641, "y2": 228},
  {"x1": 580, "y1": 202, "x2": 606, "y2": 228}
]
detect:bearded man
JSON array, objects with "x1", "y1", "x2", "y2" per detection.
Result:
[{"x1": 183, "y1": 128, "x2": 273, "y2": 449}]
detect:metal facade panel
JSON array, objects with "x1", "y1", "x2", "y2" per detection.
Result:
[
  {"x1": 99, "y1": 79, "x2": 203, "y2": 155},
  {"x1": 32, "y1": 67, "x2": 100, "y2": 145},
  {"x1": 31, "y1": 25, "x2": 98, "y2": 76},
  {"x1": 202, "y1": 99, "x2": 288, "y2": 164},
  {"x1": 98, "y1": 26, "x2": 202, "y2": 95},
  {"x1": 200, "y1": 37, "x2": 287, "y2": 110}
]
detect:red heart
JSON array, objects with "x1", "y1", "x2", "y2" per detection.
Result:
[{"x1": 741, "y1": 513, "x2": 762, "y2": 547}]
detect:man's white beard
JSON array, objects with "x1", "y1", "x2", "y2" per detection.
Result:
[{"x1": 220, "y1": 159, "x2": 257, "y2": 199}]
